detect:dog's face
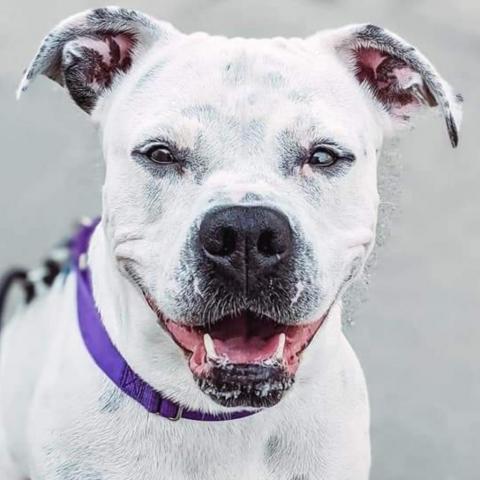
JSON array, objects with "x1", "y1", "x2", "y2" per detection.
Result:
[
  {"x1": 20, "y1": 8, "x2": 461, "y2": 409},
  {"x1": 101, "y1": 35, "x2": 382, "y2": 407}
]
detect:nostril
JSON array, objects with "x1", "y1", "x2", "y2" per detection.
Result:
[
  {"x1": 219, "y1": 227, "x2": 236, "y2": 256},
  {"x1": 257, "y1": 229, "x2": 286, "y2": 256},
  {"x1": 202, "y1": 226, "x2": 237, "y2": 257},
  {"x1": 257, "y1": 230, "x2": 274, "y2": 255}
]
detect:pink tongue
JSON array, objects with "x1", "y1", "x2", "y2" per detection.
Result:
[{"x1": 213, "y1": 333, "x2": 281, "y2": 363}]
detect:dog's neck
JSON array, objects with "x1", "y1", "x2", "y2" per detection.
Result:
[{"x1": 87, "y1": 221, "x2": 345, "y2": 414}]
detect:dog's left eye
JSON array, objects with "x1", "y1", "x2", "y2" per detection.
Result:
[
  {"x1": 307, "y1": 147, "x2": 338, "y2": 168},
  {"x1": 145, "y1": 145, "x2": 177, "y2": 165}
]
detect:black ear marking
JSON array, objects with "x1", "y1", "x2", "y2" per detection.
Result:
[
  {"x1": 17, "y1": 7, "x2": 178, "y2": 114},
  {"x1": 61, "y1": 33, "x2": 135, "y2": 112},
  {"x1": 322, "y1": 23, "x2": 463, "y2": 147}
]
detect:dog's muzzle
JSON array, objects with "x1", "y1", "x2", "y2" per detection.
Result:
[{"x1": 146, "y1": 205, "x2": 327, "y2": 409}]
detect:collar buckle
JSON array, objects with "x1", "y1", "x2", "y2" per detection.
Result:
[
  {"x1": 157, "y1": 398, "x2": 184, "y2": 421},
  {"x1": 166, "y1": 405, "x2": 184, "y2": 421}
]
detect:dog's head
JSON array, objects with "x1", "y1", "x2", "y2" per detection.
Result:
[{"x1": 20, "y1": 8, "x2": 462, "y2": 409}]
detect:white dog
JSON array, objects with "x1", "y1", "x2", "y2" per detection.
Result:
[{"x1": 0, "y1": 7, "x2": 461, "y2": 480}]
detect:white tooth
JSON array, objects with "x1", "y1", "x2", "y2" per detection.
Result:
[
  {"x1": 203, "y1": 333, "x2": 217, "y2": 359},
  {"x1": 274, "y1": 333, "x2": 286, "y2": 361}
]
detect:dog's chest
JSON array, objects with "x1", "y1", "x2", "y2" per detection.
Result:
[
  {"x1": 29, "y1": 376, "x2": 360, "y2": 480},
  {"x1": 30, "y1": 390, "x2": 285, "y2": 480},
  {"x1": 27, "y1": 363, "x2": 330, "y2": 480}
]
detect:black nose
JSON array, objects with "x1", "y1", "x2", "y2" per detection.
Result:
[{"x1": 199, "y1": 206, "x2": 293, "y2": 292}]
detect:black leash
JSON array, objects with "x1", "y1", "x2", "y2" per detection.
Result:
[
  {"x1": 0, "y1": 257, "x2": 67, "y2": 331},
  {"x1": 0, "y1": 268, "x2": 34, "y2": 330},
  {"x1": 0, "y1": 221, "x2": 90, "y2": 332}
]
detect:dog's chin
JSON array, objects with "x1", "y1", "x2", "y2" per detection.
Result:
[
  {"x1": 145, "y1": 298, "x2": 325, "y2": 408},
  {"x1": 195, "y1": 361, "x2": 294, "y2": 408}
]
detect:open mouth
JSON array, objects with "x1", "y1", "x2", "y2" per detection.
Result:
[
  {"x1": 151, "y1": 304, "x2": 324, "y2": 408},
  {"x1": 163, "y1": 311, "x2": 322, "y2": 377}
]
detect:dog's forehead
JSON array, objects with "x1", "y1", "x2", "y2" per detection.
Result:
[
  {"x1": 138, "y1": 34, "x2": 329, "y2": 87},
  {"x1": 106, "y1": 34, "x2": 376, "y2": 153}
]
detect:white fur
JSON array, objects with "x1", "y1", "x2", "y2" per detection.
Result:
[{"x1": 1, "y1": 9, "x2": 461, "y2": 479}]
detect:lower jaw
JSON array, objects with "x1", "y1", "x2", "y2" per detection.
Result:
[{"x1": 194, "y1": 361, "x2": 294, "y2": 408}]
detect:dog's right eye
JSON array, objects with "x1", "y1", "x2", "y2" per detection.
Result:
[{"x1": 145, "y1": 145, "x2": 177, "y2": 165}]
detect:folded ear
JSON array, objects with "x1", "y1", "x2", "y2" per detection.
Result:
[
  {"x1": 312, "y1": 24, "x2": 463, "y2": 147},
  {"x1": 17, "y1": 7, "x2": 178, "y2": 114}
]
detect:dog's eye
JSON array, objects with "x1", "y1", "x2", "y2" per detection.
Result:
[
  {"x1": 307, "y1": 147, "x2": 338, "y2": 168},
  {"x1": 145, "y1": 145, "x2": 176, "y2": 165}
]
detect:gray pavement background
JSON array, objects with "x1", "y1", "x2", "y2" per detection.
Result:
[{"x1": 0, "y1": 0, "x2": 479, "y2": 478}]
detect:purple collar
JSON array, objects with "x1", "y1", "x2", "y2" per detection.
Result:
[{"x1": 72, "y1": 220, "x2": 258, "y2": 422}]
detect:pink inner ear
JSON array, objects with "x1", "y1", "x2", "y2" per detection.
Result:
[
  {"x1": 357, "y1": 49, "x2": 389, "y2": 77},
  {"x1": 355, "y1": 47, "x2": 425, "y2": 118}
]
